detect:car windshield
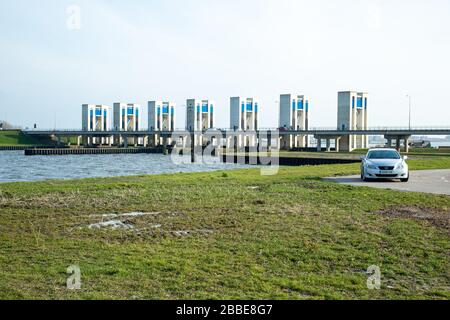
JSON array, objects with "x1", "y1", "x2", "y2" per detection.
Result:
[{"x1": 367, "y1": 150, "x2": 400, "y2": 159}]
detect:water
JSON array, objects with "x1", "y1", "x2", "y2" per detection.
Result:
[
  {"x1": 0, "y1": 151, "x2": 251, "y2": 183},
  {"x1": 431, "y1": 141, "x2": 450, "y2": 148}
]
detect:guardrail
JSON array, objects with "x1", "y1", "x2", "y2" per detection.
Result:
[{"x1": 23, "y1": 126, "x2": 450, "y2": 133}]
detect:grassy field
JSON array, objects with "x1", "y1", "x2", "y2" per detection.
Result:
[
  {"x1": 0, "y1": 130, "x2": 54, "y2": 147},
  {"x1": 0, "y1": 130, "x2": 38, "y2": 146},
  {"x1": 0, "y1": 159, "x2": 448, "y2": 300},
  {"x1": 273, "y1": 150, "x2": 450, "y2": 159}
]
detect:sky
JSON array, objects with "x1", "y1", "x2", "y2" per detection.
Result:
[{"x1": 0, "y1": 0, "x2": 449, "y2": 129}]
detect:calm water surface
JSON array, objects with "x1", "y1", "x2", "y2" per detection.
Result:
[{"x1": 0, "y1": 151, "x2": 251, "y2": 183}]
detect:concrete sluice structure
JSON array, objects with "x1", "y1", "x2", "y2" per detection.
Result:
[
  {"x1": 279, "y1": 94, "x2": 310, "y2": 150},
  {"x1": 113, "y1": 103, "x2": 142, "y2": 147},
  {"x1": 229, "y1": 97, "x2": 259, "y2": 149},
  {"x1": 186, "y1": 99, "x2": 215, "y2": 147},
  {"x1": 336, "y1": 91, "x2": 369, "y2": 151},
  {"x1": 148, "y1": 101, "x2": 176, "y2": 148},
  {"x1": 70, "y1": 90, "x2": 425, "y2": 154},
  {"x1": 81, "y1": 104, "x2": 113, "y2": 146}
]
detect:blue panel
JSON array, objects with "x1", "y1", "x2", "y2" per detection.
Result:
[
  {"x1": 305, "y1": 101, "x2": 309, "y2": 112},
  {"x1": 122, "y1": 109, "x2": 125, "y2": 116},
  {"x1": 163, "y1": 106, "x2": 169, "y2": 114},
  {"x1": 103, "y1": 110, "x2": 107, "y2": 117},
  {"x1": 89, "y1": 110, "x2": 93, "y2": 129},
  {"x1": 202, "y1": 104, "x2": 208, "y2": 113},
  {"x1": 197, "y1": 105, "x2": 200, "y2": 113},
  {"x1": 171, "y1": 107, "x2": 175, "y2": 115},
  {"x1": 127, "y1": 107, "x2": 134, "y2": 115},
  {"x1": 292, "y1": 100, "x2": 296, "y2": 110},
  {"x1": 357, "y1": 97, "x2": 363, "y2": 109},
  {"x1": 246, "y1": 103, "x2": 253, "y2": 111},
  {"x1": 364, "y1": 98, "x2": 368, "y2": 109},
  {"x1": 241, "y1": 103, "x2": 245, "y2": 113},
  {"x1": 255, "y1": 103, "x2": 258, "y2": 113},
  {"x1": 157, "y1": 107, "x2": 161, "y2": 115},
  {"x1": 95, "y1": 109, "x2": 102, "y2": 116},
  {"x1": 210, "y1": 106, "x2": 214, "y2": 113},
  {"x1": 297, "y1": 100, "x2": 304, "y2": 110},
  {"x1": 352, "y1": 97, "x2": 355, "y2": 109}
]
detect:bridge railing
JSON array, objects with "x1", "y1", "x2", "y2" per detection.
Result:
[{"x1": 23, "y1": 126, "x2": 450, "y2": 133}]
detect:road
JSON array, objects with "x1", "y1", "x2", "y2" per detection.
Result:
[{"x1": 324, "y1": 169, "x2": 450, "y2": 196}]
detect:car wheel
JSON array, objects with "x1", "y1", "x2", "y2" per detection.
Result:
[
  {"x1": 401, "y1": 175, "x2": 409, "y2": 183},
  {"x1": 362, "y1": 169, "x2": 370, "y2": 182}
]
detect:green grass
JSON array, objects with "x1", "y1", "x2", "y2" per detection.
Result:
[
  {"x1": 278, "y1": 150, "x2": 450, "y2": 158},
  {"x1": 406, "y1": 156, "x2": 450, "y2": 170},
  {"x1": 0, "y1": 161, "x2": 448, "y2": 300},
  {"x1": 0, "y1": 130, "x2": 53, "y2": 147}
]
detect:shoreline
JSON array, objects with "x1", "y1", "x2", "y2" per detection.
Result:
[{"x1": 1, "y1": 155, "x2": 449, "y2": 185}]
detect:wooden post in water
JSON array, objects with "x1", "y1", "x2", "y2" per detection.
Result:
[
  {"x1": 190, "y1": 131, "x2": 196, "y2": 163},
  {"x1": 162, "y1": 135, "x2": 168, "y2": 155}
]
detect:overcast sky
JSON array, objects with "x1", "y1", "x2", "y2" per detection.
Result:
[{"x1": 0, "y1": 0, "x2": 449, "y2": 129}]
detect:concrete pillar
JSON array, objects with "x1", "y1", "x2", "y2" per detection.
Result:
[
  {"x1": 190, "y1": 132, "x2": 196, "y2": 163},
  {"x1": 387, "y1": 138, "x2": 392, "y2": 148},
  {"x1": 326, "y1": 139, "x2": 331, "y2": 152},
  {"x1": 335, "y1": 138, "x2": 340, "y2": 152},
  {"x1": 317, "y1": 138, "x2": 322, "y2": 152},
  {"x1": 109, "y1": 136, "x2": 113, "y2": 147},
  {"x1": 77, "y1": 136, "x2": 81, "y2": 147},
  {"x1": 124, "y1": 136, "x2": 128, "y2": 148},
  {"x1": 396, "y1": 137, "x2": 401, "y2": 152},
  {"x1": 404, "y1": 136, "x2": 410, "y2": 153},
  {"x1": 162, "y1": 136, "x2": 168, "y2": 155}
]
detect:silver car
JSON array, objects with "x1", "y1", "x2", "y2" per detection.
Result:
[{"x1": 361, "y1": 149, "x2": 409, "y2": 182}]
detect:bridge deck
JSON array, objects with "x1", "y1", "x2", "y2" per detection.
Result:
[{"x1": 22, "y1": 128, "x2": 450, "y2": 137}]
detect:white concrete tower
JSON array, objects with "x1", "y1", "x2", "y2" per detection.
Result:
[
  {"x1": 81, "y1": 104, "x2": 111, "y2": 145},
  {"x1": 230, "y1": 97, "x2": 259, "y2": 147},
  {"x1": 148, "y1": 101, "x2": 176, "y2": 131},
  {"x1": 113, "y1": 103, "x2": 141, "y2": 131},
  {"x1": 337, "y1": 91, "x2": 369, "y2": 151},
  {"x1": 279, "y1": 94, "x2": 310, "y2": 149},
  {"x1": 186, "y1": 99, "x2": 215, "y2": 146},
  {"x1": 82, "y1": 104, "x2": 111, "y2": 131},
  {"x1": 113, "y1": 103, "x2": 141, "y2": 146},
  {"x1": 148, "y1": 101, "x2": 176, "y2": 146}
]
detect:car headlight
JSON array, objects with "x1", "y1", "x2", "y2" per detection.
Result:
[
  {"x1": 396, "y1": 163, "x2": 405, "y2": 170},
  {"x1": 367, "y1": 164, "x2": 377, "y2": 170}
]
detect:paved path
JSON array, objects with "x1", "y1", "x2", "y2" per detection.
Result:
[{"x1": 324, "y1": 169, "x2": 450, "y2": 196}]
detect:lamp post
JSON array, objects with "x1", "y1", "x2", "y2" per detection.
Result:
[{"x1": 406, "y1": 95, "x2": 411, "y2": 130}]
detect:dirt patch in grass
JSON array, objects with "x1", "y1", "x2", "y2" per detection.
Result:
[{"x1": 376, "y1": 205, "x2": 450, "y2": 230}]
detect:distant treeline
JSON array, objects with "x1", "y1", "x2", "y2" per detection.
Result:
[{"x1": 0, "y1": 120, "x2": 20, "y2": 130}]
